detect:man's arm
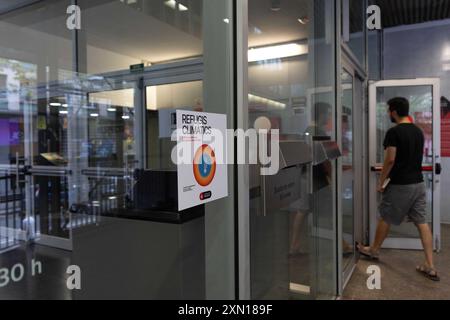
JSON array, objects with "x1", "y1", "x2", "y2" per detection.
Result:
[{"x1": 378, "y1": 146, "x2": 396, "y2": 192}]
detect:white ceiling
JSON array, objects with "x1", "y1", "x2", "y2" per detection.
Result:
[
  {"x1": 82, "y1": 1, "x2": 202, "y2": 63},
  {"x1": 1, "y1": 0, "x2": 310, "y2": 64},
  {"x1": 248, "y1": 0, "x2": 309, "y2": 48},
  {"x1": 0, "y1": 0, "x2": 40, "y2": 14}
]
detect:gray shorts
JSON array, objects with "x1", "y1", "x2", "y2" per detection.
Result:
[{"x1": 379, "y1": 182, "x2": 427, "y2": 226}]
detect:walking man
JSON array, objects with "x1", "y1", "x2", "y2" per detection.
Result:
[{"x1": 358, "y1": 97, "x2": 439, "y2": 281}]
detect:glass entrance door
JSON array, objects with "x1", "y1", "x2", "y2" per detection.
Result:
[
  {"x1": 340, "y1": 67, "x2": 355, "y2": 277},
  {"x1": 340, "y1": 56, "x2": 364, "y2": 286},
  {"x1": 77, "y1": 76, "x2": 141, "y2": 226},
  {"x1": 16, "y1": 72, "x2": 142, "y2": 251},
  {"x1": 369, "y1": 79, "x2": 441, "y2": 250}
]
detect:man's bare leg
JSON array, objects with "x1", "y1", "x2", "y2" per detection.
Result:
[
  {"x1": 416, "y1": 223, "x2": 434, "y2": 269},
  {"x1": 358, "y1": 218, "x2": 391, "y2": 256},
  {"x1": 289, "y1": 211, "x2": 306, "y2": 254}
]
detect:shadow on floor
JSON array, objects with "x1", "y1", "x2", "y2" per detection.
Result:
[{"x1": 342, "y1": 224, "x2": 450, "y2": 300}]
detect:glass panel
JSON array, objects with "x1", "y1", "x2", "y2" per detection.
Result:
[
  {"x1": 0, "y1": 0, "x2": 73, "y2": 251},
  {"x1": 342, "y1": 0, "x2": 366, "y2": 67},
  {"x1": 146, "y1": 81, "x2": 203, "y2": 170},
  {"x1": 0, "y1": 0, "x2": 235, "y2": 300},
  {"x1": 80, "y1": 0, "x2": 203, "y2": 73},
  {"x1": 33, "y1": 175, "x2": 70, "y2": 240},
  {"x1": 0, "y1": 170, "x2": 25, "y2": 250},
  {"x1": 376, "y1": 85, "x2": 433, "y2": 239},
  {"x1": 368, "y1": 29, "x2": 381, "y2": 80},
  {"x1": 248, "y1": 0, "x2": 337, "y2": 300},
  {"x1": 341, "y1": 69, "x2": 354, "y2": 269},
  {"x1": 310, "y1": 92, "x2": 336, "y2": 298},
  {"x1": 33, "y1": 95, "x2": 70, "y2": 167},
  {"x1": 0, "y1": 58, "x2": 34, "y2": 165},
  {"x1": 87, "y1": 87, "x2": 136, "y2": 168}
]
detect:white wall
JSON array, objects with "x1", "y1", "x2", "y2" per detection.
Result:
[{"x1": 382, "y1": 20, "x2": 450, "y2": 223}]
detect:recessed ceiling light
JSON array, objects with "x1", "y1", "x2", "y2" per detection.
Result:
[
  {"x1": 90, "y1": 113, "x2": 99, "y2": 118},
  {"x1": 248, "y1": 93, "x2": 286, "y2": 109},
  {"x1": 62, "y1": 104, "x2": 68, "y2": 108},
  {"x1": 107, "y1": 108, "x2": 117, "y2": 112},
  {"x1": 49, "y1": 102, "x2": 61, "y2": 107},
  {"x1": 178, "y1": 3, "x2": 188, "y2": 11},
  {"x1": 248, "y1": 43, "x2": 308, "y2": 62},
  {"x1": 253, "y1": 27, "x2": 262, "y2": 34},
  {"x1": 270, "y1": 0, "x2": 281, "y2": 11},
  {"x1": 122, "y1": 115, "x2": 130, "y2": 120},
  {"x1": 59, "y1": 110, "x2": 68, "y2": 115},
  {"x1": 164, "y1": 0, "x2": 188, "y2": 11},
  {"x1": 298, "y1": 17, "x2": 309, "y2": 25},
  {"x1": 164, "y1": 0, "x2": 177, "y2": 10}
]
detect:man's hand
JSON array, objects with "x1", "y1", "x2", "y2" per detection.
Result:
[{"x1": 377, "y1": 183, "x2": 385, "y2": 193}]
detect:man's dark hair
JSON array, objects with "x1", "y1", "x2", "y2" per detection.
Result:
[{"x1": 387, "y1": 97, "x2": 410, "y2": 117}]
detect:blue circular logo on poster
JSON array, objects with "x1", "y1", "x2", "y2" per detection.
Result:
[{"x1": 193, "y1": 145, "x2": 216, "y2": 187}]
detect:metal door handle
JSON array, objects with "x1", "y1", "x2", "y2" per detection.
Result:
[{"x1": 436, "y1": 163, "x2": 442, "y2": 175}]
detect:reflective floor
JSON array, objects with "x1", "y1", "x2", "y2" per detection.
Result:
[
  {"x1": 0, "y1": 244, "x2": 72, "y2": 300},
  {"x1": 1, "y1": 226, "x2": 449, "y2": 300},
  {"x1": 342, "y1": 224, "x2": 450, "y2": 300}
]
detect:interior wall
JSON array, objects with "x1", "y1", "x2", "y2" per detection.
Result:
[
  {"x1": 248, "y1": 56, "x2": 309, "y2": 135},
  {"x1": 381, "y1": 20, "x2": 450, "y2": 223}
]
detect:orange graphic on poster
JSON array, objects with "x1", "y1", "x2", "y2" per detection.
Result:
[{"x1": 193, "y1": 144, "x2": 217, "y2": 187}]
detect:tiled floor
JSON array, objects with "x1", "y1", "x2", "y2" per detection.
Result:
[{"x1": 342, "y1": 224, "x2": 450, "y2": 300}]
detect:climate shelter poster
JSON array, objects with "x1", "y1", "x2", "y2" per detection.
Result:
[{"x1": 175, "y1": 110, "x2": 228, "y2": 211}]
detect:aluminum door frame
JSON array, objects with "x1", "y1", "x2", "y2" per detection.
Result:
[
  {"x1": 368, "y1": 78, "x2": 441, "y2": 251},
  {"x1": 339, "y1": 55, "x2": 365, "y2": 291}
]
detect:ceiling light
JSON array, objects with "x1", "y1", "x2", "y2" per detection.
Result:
[
  {"x1": 88, "y1": 76, "x2": 104, "y2": 81},
  {"x1": 122, "y1": 115, "x2": 130, "y2": 120},
  {"x1": 253, "y1": 27, "x2": 262, "y2": 34},
  {"x1": 49, "y1": 102, "x2": 62, "y2": 107},
  {"x1": 249, "y1": 93, "x2": 286, "y2": 109},
  {"x1": 178, "y1": 3, "x2": 188, "y2": 11},
  {"x1": 298, "y1": 17, "x2": 309, "y2": 25},
  {"x1": 248, "y1": 43, "x2": 308, "y2": 62},
  {"x1": 59, "y1": 110, "x2": 68, "y2": 115},
  {"x1": 164, "y1": 0, "x2": 177, "y2": 10},
  {"x1": 270, "y1": 0, "x2": 281, "y2": 11},
  {"x1": 90, "y1": 113, "x2": 99, "y2": 118},
  {"x1": 62, "y1": 104, "x2": 68, "y2": 108},
  {"x1": 164, "y1": 0, "x2": 188, "y2": 11},
  {"x1": 442, "y1": 46, "x2": 450, "y2": 61},
  {"x1": 107, "y1": 108, "x2": 117, "y2": 112}
]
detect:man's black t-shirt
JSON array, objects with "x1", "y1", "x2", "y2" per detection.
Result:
[{"x1": 383, "y1": 123, "x2": 424, "y2": 185}]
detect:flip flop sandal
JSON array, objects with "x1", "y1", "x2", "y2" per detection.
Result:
[
  {"x1": 416, "y1": 265, "x2": 440, "y2": 282},
  {"x1": 356, "y1": 242, "x2": 379, "y2": 261}
]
